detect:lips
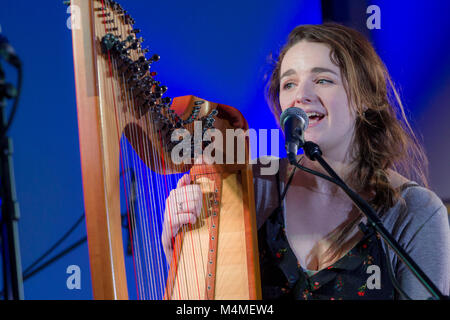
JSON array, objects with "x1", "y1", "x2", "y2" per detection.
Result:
[{"x1": 305, "y1": 111, "x2": 325, "y2": 128}]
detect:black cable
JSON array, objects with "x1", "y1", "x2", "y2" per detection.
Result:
[
  {"x1": 288, "y1": 154, "x2": 415, "y2": 300},
  {"x1": 22, "y1": 213, "x2": 85, "y2": 276},
  {"x1": 2, "y1": 168, "x2": 133, "y2": 294},
  {"x1": 0, "y1": 236, "x2": 88, "y2": 299},
  {"x1": 0, "y1": 213, "x2": 85, "y2": 297},
  {"x1": 382, "y1": 240, "x2": 412, "y2": 300},
  {"x1": 281, "y1": 153, "x2": 345, "y2": 201},
  {"x1": 22, "y1": 237, "x2": 87, "y2": 281}
]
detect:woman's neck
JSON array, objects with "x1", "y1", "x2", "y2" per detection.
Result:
[{"x1": 291, "y1": 152, "x2": 354, "y2": 198}]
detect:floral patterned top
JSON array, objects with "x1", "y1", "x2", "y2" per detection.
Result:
[{"x1": 257, "y1": 172, "x2": 395, "y2": 300}]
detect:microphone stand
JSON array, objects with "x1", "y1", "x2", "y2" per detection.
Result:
[
  {"x1": 288, "y1": 141, "x2": 447, "y2": 300},
  {"x1": 0, "y1": 63, "x2": 24, "y2": 300}
]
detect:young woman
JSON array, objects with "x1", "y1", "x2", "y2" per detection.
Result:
[{"x1": 162, "y1": 23, "x2": 450, "y2": 300}]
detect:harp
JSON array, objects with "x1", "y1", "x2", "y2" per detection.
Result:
[{"x1": 70, "y1": 0, "x2": 261, "y2": 299}]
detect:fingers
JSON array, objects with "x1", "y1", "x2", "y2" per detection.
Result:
[
  {"x1": 166, "y1": 184, "x2": 202, "y2": 214},
  {"x1": 161, "y1": 211, "x2": 198, "y2": 260},
  {"x1": 162, "y1": 212, "x2": 198, "y2": 241},
  {"x1": 162, "y1": 179, "x2": 203, "y2": 258}
]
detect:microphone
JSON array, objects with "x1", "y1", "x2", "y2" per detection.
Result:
[
  {"x1": 0, "y1": 34, "x2": 21, "y2": 68},
  {"x1": 280, "y1": 107, "x2": 309, "y2": 164}
]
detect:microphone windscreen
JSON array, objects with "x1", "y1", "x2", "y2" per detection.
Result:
[{"x1": 280, "y1": 107, "x2": 309, "y2": 132}]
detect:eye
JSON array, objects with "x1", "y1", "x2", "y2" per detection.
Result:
[
  {"x1": 281, "y1": 82, "x2": 295, "y2": 90},
  {"x1": 315, "y1": 78, "x2": 333, "y2": 85}
]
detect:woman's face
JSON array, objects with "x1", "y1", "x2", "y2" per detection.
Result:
[{"x1": 279, "y1": 41, "x2": 356, "y2": 160}]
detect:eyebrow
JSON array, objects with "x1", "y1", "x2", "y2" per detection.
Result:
[{"x1": 280, "y1": 67, "x2": 338, "y2": 80}]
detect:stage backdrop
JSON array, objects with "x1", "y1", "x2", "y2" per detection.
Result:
[{"x1": 0, "y1": 0, "x2": 448, "y2": 299}]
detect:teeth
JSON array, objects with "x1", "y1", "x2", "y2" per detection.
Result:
[{"x1": 306, "y1": 112, "x2": 323, "y2": 118}]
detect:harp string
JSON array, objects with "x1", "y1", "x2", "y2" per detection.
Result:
[
  {"x1": 137, "y1": 105, "x2": 166, "y2": 300},
  {"x1": 100, "y1": 0, "x2": 216, "y2": 299},
  {"x1": 125, "y1": 69, "x2": 170, "y2": 299},
  {"x1": 182, "y1": 125, "x2": 215, "y2": 299},
  {"x1": 180, "y1": 163, "x2": 202, "y2": 299},
  {"x1": 115, "y1": 40, "x2": 160, "y2": 300},
  {"x1": 158, "y1": 129, "x2": 184, "y2": 298},
  {"x1": 99, "y1": 0, "x2": 141, "y2": 299},
  {"x1": 117, "y1": 21, "x2": 156, "y2": 300},
  {"x1": 117, "y1": 70, "x2": 147, "y2": 299},
  {"x1": 146, "y1": 110, "x2": 173, "y2": 298}
]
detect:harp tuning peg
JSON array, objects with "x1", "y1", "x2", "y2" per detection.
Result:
[
  {"x1": 160, "y1": 85, "x2": 168, "y2": 93},
  {"x1": 123, "y1": 14, "x2": 135, "y2": 25},
  {"x1": 150, "y1": 54, "x2": 160, "y2": 62},
  {"x1": 161, "y1": 97, "x2": 172, "y2": 105}
]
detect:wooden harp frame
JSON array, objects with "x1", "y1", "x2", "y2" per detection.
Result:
[{"x1": 70, "y1": 0, "x2": 261, "y2": 299}]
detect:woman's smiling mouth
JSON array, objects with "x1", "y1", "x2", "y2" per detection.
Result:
[{"x1": 305, "y1": 111, "x2": 325, "y2": 128}]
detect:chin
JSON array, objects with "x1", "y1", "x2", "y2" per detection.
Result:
[{"x1": 304, "y1": 132, "x2": 323, "y2": 145}]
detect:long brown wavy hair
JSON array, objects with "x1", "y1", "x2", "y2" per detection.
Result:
[{"x1": 266, "y1": 23, "x2": 429, "y2": 267}]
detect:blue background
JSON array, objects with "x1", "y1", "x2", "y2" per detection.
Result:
[{"x1": 0, "y1": 0, "x2": 448, "y2": 299}]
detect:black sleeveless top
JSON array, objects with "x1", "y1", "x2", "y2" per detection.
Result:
[{"x1": 257, "y1": 171, "x2": 396, "y2": 300}]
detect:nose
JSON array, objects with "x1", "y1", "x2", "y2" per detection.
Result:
[{"x1": 294, "y1": 82, "x2": 315, "y2": 105}]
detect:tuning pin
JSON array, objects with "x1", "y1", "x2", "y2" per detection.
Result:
[
  {"x1": 161, "y1": 97, "x2": 171, "y2": 105},
  {"x1": 141, "y1": 75, "x2": 154, "y2": 86},
  {"x1": 101, "y1": 33, "x2": 118, "y2": 52},
  {"x1": 137, "y1": 56, "x2": 151, "y2": 70},
  {"x1": 135, "y1": 87, "x2": 151, "y2": 99},
  {"x1": 118, "y1": 57, "x2": 133, "y2": 72},
  {"x1": 146, "y1": 99, "x2": 156, "y2": 108},
  {"x1": 123, "y1": 14, "x2": 132, "y2": 24},
  {"x1": 112, "y1": 41, "x2": 126, "y2": 54},
  {"x1": 126, "y1": 40, "x2": 139, "y2": 51},
  {"x1": 151, "y1": 92, "x2": 163, "y2": 99},
  {"x1": 123, "y1": 14, "x2": 135, "y2": 25},
  {"x1": 154, "y1": 85, "x2": 167, "y2": 93},
  {"x1": 150, "y1": 54, "x2": 160, "y2": 62},
  {"x1": 159, "y1": 85, "x2": 168, "y2": 93},
  {"x1": 127, "y1": 74, "x2": 140, "y2": 87}
]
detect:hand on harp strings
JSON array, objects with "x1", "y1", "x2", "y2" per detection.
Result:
[
  {"x1": 161, "y1": 156, "x2": 216, "y2": 263},
  {"x1": 162, "y1": 173, "x2": 202, "y2": 263}
]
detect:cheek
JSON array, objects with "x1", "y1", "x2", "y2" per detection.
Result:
[
  {"x1": 325, "y1": 91, "x2": 354, "y2": 123},
  {"x1": 278, "y1": 93, "x2": 291, "y2": 111}
]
